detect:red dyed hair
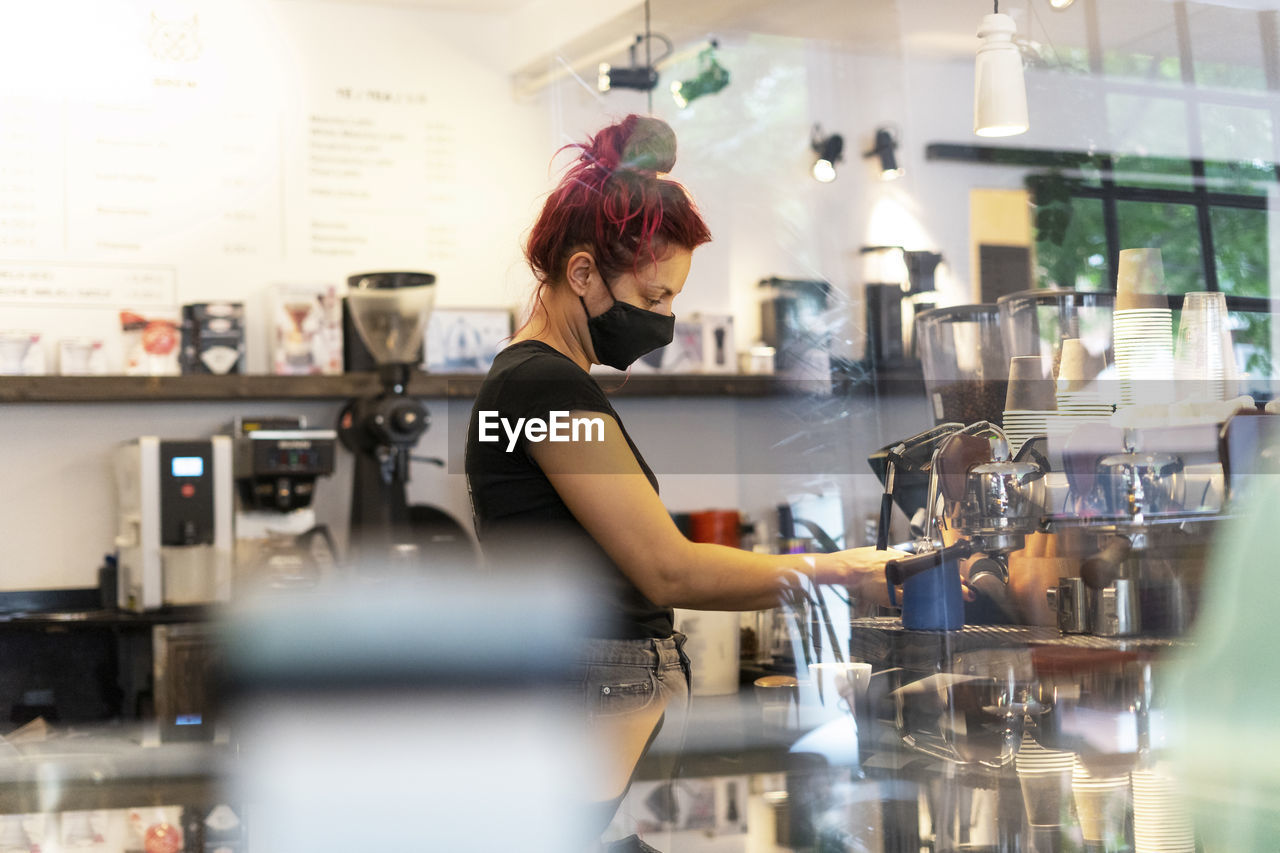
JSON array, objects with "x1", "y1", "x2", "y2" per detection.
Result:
[{"x1": 524, "y1": 115, "x2": 712, "y2": 287}]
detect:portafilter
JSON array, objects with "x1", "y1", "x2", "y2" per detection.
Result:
[{"x1": 884, "y1": 423, "x2": 1048, "y2": 614}]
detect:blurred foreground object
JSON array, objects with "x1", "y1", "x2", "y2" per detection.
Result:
[
  {"x1": 222, "y1": 570, "x2": 590, "y2": 852},
  {"x1": 1168, "y1": 470, "x2": 1280, "y2": 846}
]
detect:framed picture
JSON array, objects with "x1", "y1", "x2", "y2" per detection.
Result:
[
  {"x1": 268, "y1": 283, "x2": 343, "y2": 376},
  {"x1": 424, "y1": 308, "x2": 513, "y2": 373}
]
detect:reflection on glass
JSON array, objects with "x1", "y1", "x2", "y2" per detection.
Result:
[
  {"x1": 1210, "y1": 206, "x2": 1268, "y2": 297},
  {"x1": 1106, "y1": 93, "x2": 1192, "y2": 187},
  {"x1": 1203, "y1": 159, "x2": 1275, "y2": 195},
  {"x1": 1190, "y1": 3, "x2": 1267, "y2": 90},
  {"x1": 1033, "y1": 194, "x2": 1108, "y2": 290},
  {"x1": 1117, "y1": 201, "x2": 1205, "y2": 293},
  {"x1": 1102, "y1": 51, "x2": 1182, "y2": 83},
  {"x1": 1110, "y1": 153, "x2": 1193, "y2": 189},
  {"x1": 1195, "y1": 61, "x2": 1267, "y2": 89},
  {"x1": 1052, "y1": 45, "x2": 1092, "y2": 75},
  {"x1": 1229, "y1": 310, "x2": 1274, "y2": 381},
  {"x1": 1200, "y1": 102, "x2": 1274, "y2": 157},
  {"x1": 1097, "y1": 0, "x2": 1182, "y2": 85}
]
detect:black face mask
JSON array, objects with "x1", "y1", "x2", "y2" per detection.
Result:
[{"x1": 581, "y1": 290, "x2": 675, "y2": 370}]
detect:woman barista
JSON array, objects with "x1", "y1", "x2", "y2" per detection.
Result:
[{"x1": 464, "y1": 115, "x2": 904, "y2": 847}]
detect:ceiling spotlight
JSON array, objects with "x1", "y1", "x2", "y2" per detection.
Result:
[
  {"x1": 1049, "y1": 0, "x2": 1075, "y2": 8},
  {"x1": 865, "y1": 127, "x2": 904, "y2": 181},
  {"x1": 810, "y1": 125, "x2": 844, "y2": 183},
  {"x1": 974, "y1": 8, "x2": 1029, "y2": 137},
  {"x1": 598, "y1": 63, "x2": 659, "y2": 92},
  {"x1": 671, "y1": 40, "x2": 730, "y2": 108},
  {"x1": 598, "y1": 34, "x2": 669, "y2": 94}
]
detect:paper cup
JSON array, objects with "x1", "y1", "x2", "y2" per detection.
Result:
[
  {"x1": 1006, "y1": 356, "x2": 1057, "y2": 411},
  {"x1": 1116, "y1": 248, "x2": 1170, "y2": 310},
  {"x1": 1072, "y1": 759, "x2": 1130, "y2": 844},
  {"x1": 1015, "y1": 735, "x2": 1076, "y2": 827},
  {"x1": 1056, "y1": 338, "x2": 1091, "y2": 391}
]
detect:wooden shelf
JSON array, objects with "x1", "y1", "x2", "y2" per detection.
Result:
[{"x1": 0, "y1": 368, "x2": 925, "y2": 403}]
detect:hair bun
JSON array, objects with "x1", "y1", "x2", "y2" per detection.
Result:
[
  {"x1": 587, "y1": 115, "x2": 677, "y2": 176},
  {"x1": 619, "y1": 116, "x2": 677, "y2": 174}
]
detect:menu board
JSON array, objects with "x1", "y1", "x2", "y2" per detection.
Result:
[{"x1": 299, "y1": 89, "x2": 457, "y2": 261}]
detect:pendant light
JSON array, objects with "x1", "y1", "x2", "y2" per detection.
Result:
[{"x1": 973, "y1": 3, "x2": 1028, "y2": 137}]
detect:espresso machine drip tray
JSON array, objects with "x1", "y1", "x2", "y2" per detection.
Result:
[{"x1": 850, "y1": 617, "x2": 1189, "y2": 653}]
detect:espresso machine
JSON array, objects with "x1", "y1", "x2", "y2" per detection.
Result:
[
  {"x1": 1044, "y1": 424, "x2": 1222, "y2": 637},
  {"x1": 858, "y1": 351, "x2": 1273, "y2": 851},
  {"x1": 232, "y1": 416, "x2": 338, "y2": 592},
  {"x1": 114, "y1": 437, "x2": 234, "y2": 611},
  {"x1": 879, "y1": 421, "x2": 1050, "y2": 626}
]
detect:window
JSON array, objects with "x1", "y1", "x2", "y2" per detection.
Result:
[
  {"x1": 932, "y1": 1, "x2": 1280, "y2": 388},
  {"x1": 1030, "y1": 1, "x2": 1279, "y2": 387}
]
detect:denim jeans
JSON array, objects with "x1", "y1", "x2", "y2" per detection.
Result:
[
  {"x1": 569, "y1": 632, "x2": 692, "y2": 724},
  {"x1": 569, "y1": 633, "x2": 692, "y2": 844}
]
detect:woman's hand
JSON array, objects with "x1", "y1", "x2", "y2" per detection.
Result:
[{"x1": 815, "y1": 546, "x2": 911, "y2": 607}]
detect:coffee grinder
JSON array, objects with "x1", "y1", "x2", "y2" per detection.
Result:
[
  {"x1": 338, "y1": 272, "x2": 437, "y2": 567},
  {"x1": 114, "y1": 437, "x2": 234, "y2": 611},
  {"x1": 861, "y1": 246, "x2": 942, "y2": 368},
  {"x1": 232, "y1": 416, "x2": 338, "y2": 591}
]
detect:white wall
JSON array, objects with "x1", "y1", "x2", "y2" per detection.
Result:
[{"x1": 0, "y1": 0, "x2": 550, "y2": 372}]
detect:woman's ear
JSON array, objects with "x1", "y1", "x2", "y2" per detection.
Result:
[{"x1": 565, "y1": 251, "x2": 596, "y2": 298}]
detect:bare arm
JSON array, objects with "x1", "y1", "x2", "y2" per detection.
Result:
[{"x1": 529, "y1": 411, "x2": 902, "y2": 611}]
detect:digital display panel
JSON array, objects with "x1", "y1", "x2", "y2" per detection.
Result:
[{"x1": 171, "y1": 456, "x2": 204, "y2": 477}]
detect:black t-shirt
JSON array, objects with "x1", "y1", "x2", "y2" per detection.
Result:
[{"x1": 464, "y1": 340, "x2": 673, "y2": 639}]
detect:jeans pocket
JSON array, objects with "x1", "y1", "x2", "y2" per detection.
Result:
[{"x1": 592, "y1": 667, "x2": 659, "y2": 718}]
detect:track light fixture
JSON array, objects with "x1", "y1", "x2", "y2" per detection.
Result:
[
  {"x1": 810, "y1": 125, "x2": 844, "y2": 183},
  {"x1": 598, "y1": 33, "x2": 671, "y2": 94},
  {"x1": 671, "y1": 40, "x2": 730, "y2": 108},
  {"x1": 1049, "y1": 0, "x2": 1075, "y2": 8},
  {"x1": 865, "y1": 127, "x2": 904, "y2": 181}
]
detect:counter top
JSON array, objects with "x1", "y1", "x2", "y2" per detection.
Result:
[
  {"x1": 635, "y1": 687, "x2": 795, "y2": 780},
  {"x1": 0, "y1": 728, "x2": 228, "y2": 811}
]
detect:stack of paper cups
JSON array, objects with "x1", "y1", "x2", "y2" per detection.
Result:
[
  {"x1": 1051, "y1": 338, "x2": 1115, "y2": 446},
  {"x1": 1003, "y1": 355, "x2": 1055, "y2": 455},
  {"x1": 1072, "y1": 757, "x2": 1130, "y2": 850},
  {"x1": 1014, "y1": 733, "x2": 1076, "y2": 828},
  {"x1": 1113, "y1": 249, "x2": 1174, "y2": 407},
  {"x1": 1131, "y1": 764, "x2": 1196, "y2": 853}
]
